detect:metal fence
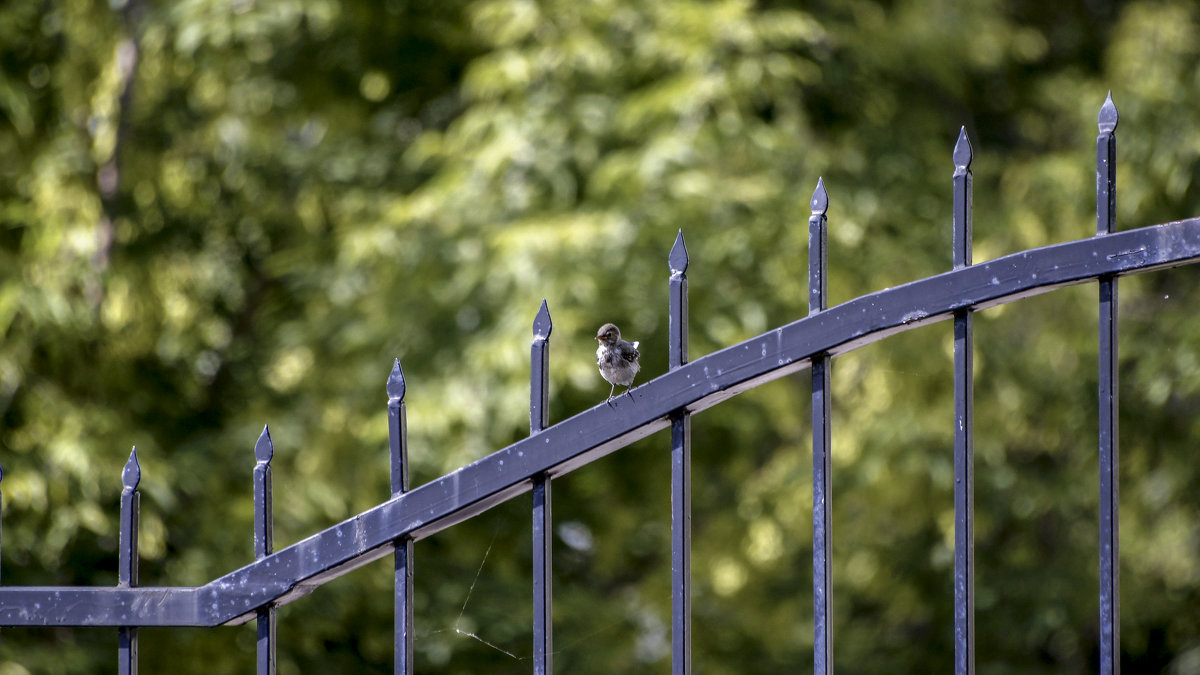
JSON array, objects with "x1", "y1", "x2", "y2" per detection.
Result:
[{"x1": 2, "y1": 94, "x2": 1200, "y2": 675}]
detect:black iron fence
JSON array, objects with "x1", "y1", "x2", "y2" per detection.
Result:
[{"x1": 2, "y1": 95, "x2": 1199, "y2": 675}]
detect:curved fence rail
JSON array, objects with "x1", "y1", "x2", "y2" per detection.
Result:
[{"x1": 1, "y1": 95, "x2": 1197, "y2": 675}]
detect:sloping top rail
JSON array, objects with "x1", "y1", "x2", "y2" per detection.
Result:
[{"x1": 1, "y1": 216, "x2": 1197, "y2": 628}]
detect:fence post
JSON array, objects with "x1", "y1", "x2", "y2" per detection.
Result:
[
  {"x1": 952, "y1": 128, "x2": 976, "y2": 675},
  {"x1": 808, "y1": 179, "x2": 833, "y2": 675},
  {"x1": 118, "y1": 447, "x2": 140, "y2": 675},
  {"x1": 388, "y1": 359, "x2": 414, "y2": 675},
  {"x1": 531, "y1": 300, "x2": 553, "y2": 674},
  {"x1": 1096, "y1": 92, "x2": 1120, "y2": 675},
  {"x1": 668, "y1": 230, "x2": 691, "y2": 675},
  {"x1": 254, "y1": 426, "x2": 276, "y2": 674}
]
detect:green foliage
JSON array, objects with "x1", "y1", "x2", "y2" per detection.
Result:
[{"x1": 2, "y1": 0, "x2": 1199, "y2": 672}]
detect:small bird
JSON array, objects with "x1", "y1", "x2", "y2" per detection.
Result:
[{"x1": 595, "y1": 323, "x2": 640, "y2": 403}]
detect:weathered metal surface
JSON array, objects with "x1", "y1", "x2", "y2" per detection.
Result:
[
  {"x1": 952, "y1": 127, "x2": 976, "y2": 675},
  {"x1": 388, "y1": 359, "x2": 414, "y2": 675},
  {"x1": 808, "y1": 177, "x2": 833, "y2": 675},
  {"x1": 1096, "y1": 92, "x2": 1121, "y2": 675},
  {"x1": 531, "y1": 299, "x2": 553, "y2": 675},
  {"x1": 118, "y1": 447, "x2": 140, "y2": 674},
  {"x1": 254, "y1": 427, "x2": 276, "y2": 675},
  {"x1": 669, "y1": 230, "x2": 692, "y2": 675},
  {"x1": 0, "y1": 215, "x2": 1198, "y2": 629}
]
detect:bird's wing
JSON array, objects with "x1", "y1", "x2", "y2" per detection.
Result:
[{"x1": 625, "y1": 341, "x2": 640, "y2": 359}]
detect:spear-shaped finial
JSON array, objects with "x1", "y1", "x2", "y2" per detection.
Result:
[
  {"x1": 533, "y1": 299, "x2": 553, "y2": 341},
  {"x1": 669, "y1": 229, "x2": 689, "y2": 275},
  {"x1": 387, "y1": 358, "x2": 406, "y2": 403},
  {"x1": 1098, "y1": 92, "x2": 1119, "y2": 133},
  {"x1": 811, "y1": 177, "x2": 829, "y2": 215},
  {"x1": 122, "y1": 447, "x2": 141, "y2": 492},
  {"x1": 953, "y1": 127, "x2": 974, "y2": 171},
  {"x1": 255, "y1": 425, "x2": 274, "y2": 464}
]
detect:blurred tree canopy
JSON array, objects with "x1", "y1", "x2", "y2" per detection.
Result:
[{"x1": 2, "y1": 0, "x2": 1200, "y2": 672}]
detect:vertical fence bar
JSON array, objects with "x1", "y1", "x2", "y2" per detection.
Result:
[
  {"x1": 254, "y1": 427, "x2": 276, "y2": 675},
  {"x1": 808, "y1": 179, "x2": 833, "y2": 675},
  {"x1": 388, "y1": 359, "x2": 414, "y2": 675},
  {"x1": 1096, "y1": 92, "x2": 1120, "y2": 675},
  {"x1": 668, "y1": 230, "x2": 691, "y2": 675},
  {"x1": 531, "y1": 299, "x2": 554, "y2": 674},
  {"x1": 118, "y1": 447, "x2": 140, "y2": 675},
  {"x1": 951, "y1": 128, "x2": 976, "y2": 675}
]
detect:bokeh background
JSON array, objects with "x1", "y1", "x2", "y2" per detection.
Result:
[{"x1": 2, "y1": 0, "x2": 1200, "y2": 672}]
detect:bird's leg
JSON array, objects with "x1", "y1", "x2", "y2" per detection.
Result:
[
  {"x1": 624, "y1": 383, "x2": 635, "y2": 402},
  {"x1": 607, "y1": 382, "x2": 616, "y2": 404}
]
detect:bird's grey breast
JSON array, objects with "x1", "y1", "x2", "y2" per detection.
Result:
[{"x1": 597, "y1": 343, "x2": 639, "y2": 385}]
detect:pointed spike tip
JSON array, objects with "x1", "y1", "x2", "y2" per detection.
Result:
[
  {"x1": 122, "y1": 446, "x2": 141, "y2": 491},
  {"x1": 387, "y1": 358, "x2": 406, "y2": 402},
  {"x1": 255, "y1": 425, "x2": 274, "y2": 464},
  {"x1": 953, "y1": 127, "x2": 973, "y2": 169},
  {"x1": 533, "y1": 299, "x2": 553, "y2": 340},
  {"x1": 1098, "y1": 91, "x2": 1119, "y2": 132},
  {"x1": 669, "y1": 229, "x2": 689, "y2": 274},
  {"x1": 810, "y1": 177, "x2": 828, "y2": 215}
]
